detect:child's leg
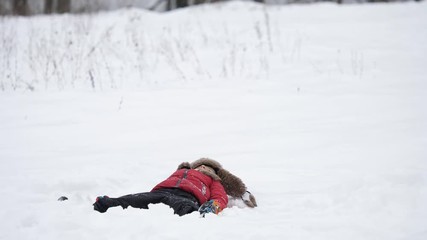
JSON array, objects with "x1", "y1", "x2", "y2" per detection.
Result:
[{"x1": 93, "y1": 191, "x2": 165, "y2": 213}]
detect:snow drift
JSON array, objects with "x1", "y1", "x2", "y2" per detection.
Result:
[{"x1": 0, "y1": 1, "x2": 426, "y2": 240}]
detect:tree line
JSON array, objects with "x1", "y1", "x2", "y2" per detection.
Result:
[
  {"x1": 0, "y1": 0, "x2": 423, "y2": 16},
  {"x1": 1, "y1": 0, "x2": 71, "y2": 15}
]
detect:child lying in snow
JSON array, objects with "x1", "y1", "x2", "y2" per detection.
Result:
[{"x1": 93, "y1": 158, "x2": 257, "y2": 216}]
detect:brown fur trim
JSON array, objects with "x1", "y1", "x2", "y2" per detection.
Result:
[
  {"x1": 197, "y1": 169, "x2": 221, "y2": 181},
  {"x1": 249, "y1": 193, "x2": 257, "y2": 207},
  {"x1": 217, "y1": 168, "x2": 247, "y2": 198},
  {"x1": 190, "y1": 158, "x2": 222, "y2": 172},
  {"x1": 244, "y1": 192, "x2": 257, "y2": 208},
  {"x1": 177, "y1": 162, "x2": 191, "y2": 170},
  {"x1": 190, "y1": 158, "x2": 252, "y2": 199}
]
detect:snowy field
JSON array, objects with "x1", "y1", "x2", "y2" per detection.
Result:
[{"x1": 1, "y1": 1, "x2": 427, "y2": 239}]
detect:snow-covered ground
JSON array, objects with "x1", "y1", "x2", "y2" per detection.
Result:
[{"x1": 1, "y1": 1, "x2": 427, "y2": 239}]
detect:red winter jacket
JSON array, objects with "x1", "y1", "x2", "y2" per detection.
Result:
[{"x1": 151, "y1": 169, "x2": 228, "y2": 210}]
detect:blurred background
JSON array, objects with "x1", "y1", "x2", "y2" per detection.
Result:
[{"x1": 0, "y1": 0, "x2": 423, "y2": 15}]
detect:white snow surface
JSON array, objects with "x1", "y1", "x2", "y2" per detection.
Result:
[{"x1": 1, "y1": 1, "x2": 427, "y2": 240}]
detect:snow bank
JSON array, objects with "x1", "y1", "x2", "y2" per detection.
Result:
[{"x1": 1, "y1": 2, "x2": 426, "y2": 240}]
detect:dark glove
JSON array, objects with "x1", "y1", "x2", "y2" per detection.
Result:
[{"x1": 198, "y1": 200, "x2": 221, "y2": 217}]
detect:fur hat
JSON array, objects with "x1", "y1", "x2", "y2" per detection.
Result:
[{"x1": 178, "y1": 158, "x2": 257, "y2": 208}]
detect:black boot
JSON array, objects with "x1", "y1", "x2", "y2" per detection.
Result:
[{"x1": 93, "y1": 196, "x2": 111, "y2": 213}]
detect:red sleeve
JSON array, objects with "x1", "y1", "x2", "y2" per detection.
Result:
[{"x1": 210, "y1": 180, "x2": 228, "y2": 211}]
